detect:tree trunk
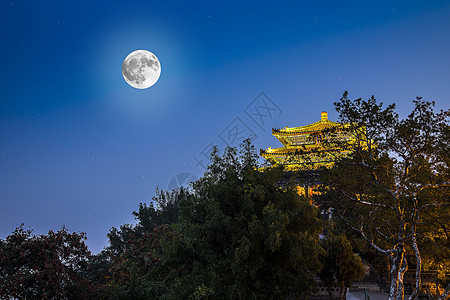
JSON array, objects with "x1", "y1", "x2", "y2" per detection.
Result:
[
  {"x1": 408, "y1": 228, "x2": 422, "y2": 300},
  {"x1": 437, "y1": 281, "x2": 450, "y2": 300},
  {"x1": 342, "y1": 284, "x2": 348, "y2": 300},
  {"x1": 397, "y1": 256, "x2": 407, "y2": 300},
  {"x1": 338, "y1": 283, "x2": 345, "y2": 300},
  {"x1": 389, "y1": 251, "x2": 401, "y2": 300}
]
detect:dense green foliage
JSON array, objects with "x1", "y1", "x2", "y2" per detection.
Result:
[
  {"x1": 101, "y1": 188, "x2": 187, "y2": 298},
  {"x1": 101, "y1": 140, "x2": 325, "y2": 299},
  {"x1": 319, "y1": 233, "x2": 364, "y2": 300}
]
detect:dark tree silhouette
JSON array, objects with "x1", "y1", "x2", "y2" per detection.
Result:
[{"x1": 0, "y1": 225, "x2": 95, "y2": 300}]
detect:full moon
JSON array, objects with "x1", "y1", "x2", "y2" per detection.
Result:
[{"x1": 122, "y1": 50, "x2": 161, "y2": 89}]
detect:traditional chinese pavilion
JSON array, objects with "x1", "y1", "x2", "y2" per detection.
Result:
[{"x1": 260, "y1": 111, "x2": 354, "y2": 172}]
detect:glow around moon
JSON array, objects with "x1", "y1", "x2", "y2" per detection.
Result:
[{"x1": 122, "y1": 50, "x2": 161, "y2": 89}]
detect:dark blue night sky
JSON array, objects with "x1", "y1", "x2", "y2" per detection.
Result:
[{"x1": 1, "y1": 1, "x2": 449, "y2": 253}]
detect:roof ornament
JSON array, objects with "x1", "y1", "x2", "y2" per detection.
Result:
[{"x1": 321, "y1": 111, "x2": 328, "y2": 121}]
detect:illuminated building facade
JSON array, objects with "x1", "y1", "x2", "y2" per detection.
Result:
[
  {"x1": 260, "y1": 111, "x2": 354, "y2": 197},
  {"x1": 260, "y1": 111, "x2": 355, "y2": 171}
]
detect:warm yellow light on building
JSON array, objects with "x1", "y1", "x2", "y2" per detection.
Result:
[{"x1": 260, "y1": 112, "x2": 354, "y2": 171}]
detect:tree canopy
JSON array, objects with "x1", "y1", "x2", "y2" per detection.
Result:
[
  {"x1": 318, "y1": 92, "x2": 450, "y2": 300},
  {"x1": 0, "y1": 225, "x2": 95, "y2": 300},
  {"x1": 101, "y1": 139, "x2": 325, "y2": 299}
]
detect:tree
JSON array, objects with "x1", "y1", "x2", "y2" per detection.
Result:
[
  {"x1": 319, "y1": 233, "x2": 365, "y2": 300},
  {"x1": 105, "y1": 187, "x2": 187, "y2": 257},
  {"x1": 318, "y1": 92, "x2": 450, "y2": 300},
  {"x1": 0, "y1": 225, "x2": 96, "y2": 300},
  {"x1": 102, "y1": 139, "x2": 324, "y2": 299},
  {"x1": 103, "y1": 224, "x2": 179, "y2": 299},
  {"x1": 100, "y1": 187, "x2": 187, "y2": 299},
  {"x1": 160, "y1": 139, "x2": 323, "y2": 299}
]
